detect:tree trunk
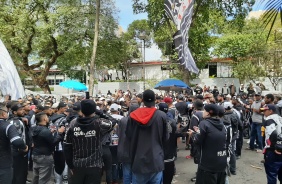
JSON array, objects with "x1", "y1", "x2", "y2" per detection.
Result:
[
  {"x1": 34, "y1": 76, "x2": 51, "y2": 94},
  {"x1": 89, "y1": 0, "x2": 101, "y2": 97}
]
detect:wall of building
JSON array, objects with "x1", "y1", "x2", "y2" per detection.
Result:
[{"x1": 130, "y1": 65, "x2": 170, "y2": 80}]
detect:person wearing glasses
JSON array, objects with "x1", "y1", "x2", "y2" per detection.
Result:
[{"x1": 0, "y1": 103, "x2": 28, "y2": 184}]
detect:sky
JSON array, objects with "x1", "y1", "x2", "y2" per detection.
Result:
[
  {"x1": 116, "y1": 0, "x2": 268, "y2": 61},
  {"x1": 116, "y1": 0, "x2": 163, "y2": 61}
]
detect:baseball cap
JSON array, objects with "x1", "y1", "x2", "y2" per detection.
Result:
[
  {"x1": 223, "y1": 102, "x2": 233, "y2": 110},
  {"x1": 143, "y1": 90, "x2": 155, "y2": 107},
  {"x1": 51, "y1": 102, "x2": 59, "y2": 109},
  {"x1": 196, "y1": 95, "x2": 204, "y2": 100},
  {"x1": 81, "y1": 100, "x2": 96, "y2": 116},
  {"x1": 164, "y1": 97, "x2": 173, "y2": 104},
  {"x1": 158, "y1": 103, "x2": 168, "y2": 113},
  {"x1": 260, "y1": 104, "x2": 277, "y2": 112},
  {"x1": 177, "y1": 94, "x2": 184, "y2": 100},
  {"x1": 99, "y1": 97, "x2": 105, "y2": 101},
  {"x1": 110, "y1": 103, "x2": 119, "y2": 112},
  {"x1": 58, "y1": 102, "x2": 67, "y2": 109},
  {"x1": 36, "y1": 105, "x2": 44, "y2": 111},
  {"x1": 11, "y1": 104, "x2": 23, "y2": 112},
  {"x1": 72, "y1": 102, "x2": 81, "y2": 111},
  {"x1": 218, "y1": 105, "x2": 225, "y2": 117},
  {"x1": 204, "y1": 104, "x2": 219, "y2": 117},
  {"x1": 255, "y1": 92, "x2": 261, "y2": 96},
  {"x1": 156, "y1": 96, "x2": 162, "y2": 100},
  {"x1": 226, "y1": 94, "x2": 231, "y2": 98}
]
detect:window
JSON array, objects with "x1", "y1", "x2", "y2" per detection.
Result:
[
  {"x1": 55, "y1": 79, "x2": 63, "y2": 85},
  {"x1": 209, "y1": 64, "x2": 217, "y2": 77},
  {"x1": 48, "y1": 80, "x2": 55, "y2": 85}
]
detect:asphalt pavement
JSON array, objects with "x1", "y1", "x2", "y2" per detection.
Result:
[
  {"x1": 27, "y1": 139, "x2": 267, "y2": 184},
  {"x1": 174, "y1": 140, "x2": 267, "y2": 184}
]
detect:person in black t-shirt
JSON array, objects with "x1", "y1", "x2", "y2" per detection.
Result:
[{"x1": 194, "y1": 84, "x2": 203, "y2": 95}]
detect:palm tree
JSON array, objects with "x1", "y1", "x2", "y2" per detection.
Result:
[{"x1": 259, "y1": 0, "x2": 282, "y2": 40}]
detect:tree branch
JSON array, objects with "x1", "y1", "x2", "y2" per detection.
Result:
[
  {"x1": 29, "y1": 60, "x2": 44, "y2": 70},
  {"x1": 192, "y1": 0, "x2": 203, "y2": 25}
]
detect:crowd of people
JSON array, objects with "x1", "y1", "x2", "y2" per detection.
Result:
[{"x1": 0, "y1": 83, "x2": 282, "y2": 184}]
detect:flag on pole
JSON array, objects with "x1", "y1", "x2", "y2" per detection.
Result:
[
  {"x1": 0, "y1": 40, "x2": 25, "y2": 100},
  {"x1": 164, "y1": 0, "x2": 199, "y2": 74}
]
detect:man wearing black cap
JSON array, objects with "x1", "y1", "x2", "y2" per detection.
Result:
[
  {"x1": 261, "y1": 104, "x2": 282, "y2": 184},
  {"x1": 0, "y1": 103, "x2": 28, "y2": 184},
  {"x1": 8, "y1": 103, "x2": 31, "y2": 184},
  {"x1": 49, "y1": 101, "x2": 68, "y2": 183},
  {"x1": 188, "y1": 104, "x2": 227, "y2": 184},
  {"x1": 64, "y1": 99, "x2": 117, "y2": 184},
  {"x1": 126, "y1": 89, "x2": 168, "y2": 183}
]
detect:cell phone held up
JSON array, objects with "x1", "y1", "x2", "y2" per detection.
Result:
[{"x1": 85, "y1": 92, "x2": 90, "y2": 99}]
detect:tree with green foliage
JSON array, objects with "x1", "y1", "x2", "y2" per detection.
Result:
[
  {"x1": 0, "y1": 0, "x2": 118, "y2": 93},
  {"x1": 131, "y1": 0, "x2": 255, "y2": 83},
  {"x1": 213, "y1": 16, "x2": 282, "y2": 89},
  {"x1": 259, "y1": 0, "x2": 282, "y2": 39}
]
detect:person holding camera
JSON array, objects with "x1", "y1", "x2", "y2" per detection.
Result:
[{"x1": 262, "y1": 104, "x2": 282, "y2": 184}]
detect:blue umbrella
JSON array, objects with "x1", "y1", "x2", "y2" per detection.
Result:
[
  {"x1": 154, "y1": 79, "x2": 189, "y2": 91},
  {"x1": 59, "y1": 80, "x2": 88, "y2": 91}
]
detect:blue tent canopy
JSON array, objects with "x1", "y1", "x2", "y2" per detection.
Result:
[
  {"x1": 154, "y1": 79, "x2": 189, "y2": 91},
  {"x1": 59, "y1": 80, "x2": 88, "y2": 91}
]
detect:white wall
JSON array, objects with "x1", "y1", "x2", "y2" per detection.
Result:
[
  {"x1": 191, "y1": 78, "x2": 240, "y2": 92},
  {"x1": 130, "y1": 65, "x2": 170, "y2": 80}
]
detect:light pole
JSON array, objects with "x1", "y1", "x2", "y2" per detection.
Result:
[{"x1": 138, "y1": 32, "x2": 146, "y2": 91}]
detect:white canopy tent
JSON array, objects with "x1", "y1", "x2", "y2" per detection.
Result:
[{"x1": 0, "y1": 40, "x2": 25, "y2": 100}]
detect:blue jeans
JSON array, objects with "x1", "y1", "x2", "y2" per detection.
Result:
[
  {"x1": 249, "y1": 123, "x2": 263, "y2": 150},
  {"x1": 122, "y1": 163, "x2": 132, "y2": 184},
  {"x1": 264, "y1": 151, "x2": 282, "y2": 184},
  {"x1": 132, "y1": 171, "x2": 162, "y2": 184}
]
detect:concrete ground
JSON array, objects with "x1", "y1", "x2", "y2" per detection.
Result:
[
  {"x1": 28, "y1": 140, "x2": 267, "y2": 184},
  {"x1": 174, "y1": 140, "x2": 267, "y2": 184}
]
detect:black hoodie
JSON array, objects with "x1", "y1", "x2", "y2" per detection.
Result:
[
  {"x1": 31, "y1": 125, "x2": 63, "y2": 156},
  {"x1": 64, "y1": 115, "x2": 117, "y2": 169},
  {"x1": 192, "y1": 117, "x2": 227, "y2": 172},
  {"x1": 126, "y1": 107, "x2": 168, "y2": 174}
]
